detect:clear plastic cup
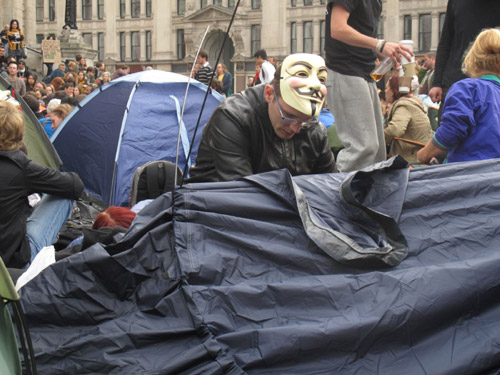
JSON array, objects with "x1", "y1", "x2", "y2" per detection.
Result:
[{"x1": 370, "y1": 57, "x2": 393, "y2": 82}]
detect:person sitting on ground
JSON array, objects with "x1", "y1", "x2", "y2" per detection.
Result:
[
  {"x1": 384, "y1": 73, "x2": 434, "y2": 163},
  {"x1": 417, "y1": 28, "x2": 500, "y2": 164},
  {"x1": 25, "y1": 72, "x2": 37, "y2": 92},
  {"x1": 188, "y1": 53, "x2": 336, "y2": 183},
  {"x1": 16, "y1": 59, "x2": 28, "y2": 80},
  {"x1": 50, "y1": 76, "x2": 65, "y2": 92},
  {"x1": 86, "y1": 66, "x2": 96, "y2": 85},
  {"x1": 46, "y1": 62, "x2": 66, "y2": 83},
  {"x1": 61, "y1": 96, "x2": 79, "y2": 106},
  {"x1": 209, "y1": 77, "x2": 223, "y2": 94},
  {"x1": 111, "y1": 68, "x2": 127, "y2": 80},
  {"x1": 6, "y1": 60, "x2": 25, "y2": 97},
  {"x1": 39, "y1": 98, "x2": 60, "y2": 138},
  {"x1": 73, "y1": 85, "x2": 81, "y2": 97},
  {"x1": 45, "y1": 84, "x2": 54, "y2": 97},
  {"x1": 63, "y1": 71, "x2": 77, "y2": 83},
  {"x1": 57, "y1": 206, "x2": 137, "y2": 260},
  {"x1": 97, "y1": 71, "x2": 111, "y2": 86},
  {"x1": 0, "y1": 100, "x2": 84, "y2": 268},
  {"x1": 77, "y1": 70, "x2": 87, "y2": 85},
  {"x1": 63, "y1": 81, "x2": 75, "y2": 97},
  {"x1": 23, "y1": 93, "x2": 44, "y2": 119},
  {"x1": 50, "y1": 103, "x2": 73, "y2": 131}
]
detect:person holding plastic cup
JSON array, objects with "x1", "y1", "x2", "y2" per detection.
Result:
[{"x1": 324, "y1": 1, "x2": 413, "y2": 172}]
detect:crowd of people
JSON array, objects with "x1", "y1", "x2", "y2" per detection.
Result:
[{"x1": 1, "y1": 1, "x2": 500, "y2": 277}]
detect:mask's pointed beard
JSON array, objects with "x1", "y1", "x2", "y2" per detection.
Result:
[{"x1": 310, "y1": 102, "x2": 317, "y2": 117}]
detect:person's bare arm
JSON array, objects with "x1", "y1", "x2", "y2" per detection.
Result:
[
  {"x1": 417, "y1": 140, "x2": 445, "y2": 164},
  {"x1": 330, "y1": 4, "x2": 413, "y2": 65}
]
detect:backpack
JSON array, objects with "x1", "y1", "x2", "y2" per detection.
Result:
[{"x1": 129, "y1": 160, "x2": 183, "y2": 207}]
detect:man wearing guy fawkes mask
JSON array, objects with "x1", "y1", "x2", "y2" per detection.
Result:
[{"x1": 188, "y1": 53, "x2": 336, "y2": 183}]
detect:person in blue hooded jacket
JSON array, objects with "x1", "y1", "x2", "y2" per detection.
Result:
[{"x1": 418, "y1": 28, "x2": 500, "y2": 164}]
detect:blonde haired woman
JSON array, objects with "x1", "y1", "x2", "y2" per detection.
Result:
[
  {"x1": 418, "y1": 28, "x2": 500, "y2": 164},
  {"x1": 0, "y1": 101, "x2": 83, "y2": 268}
]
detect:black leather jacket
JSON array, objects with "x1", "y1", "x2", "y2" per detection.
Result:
[
  {"x1": 188, "y1": 85, "x2": 336, "y2": 182},
  {"x1": 0, "y1": 150, "x2": 84, "y2": 267}
]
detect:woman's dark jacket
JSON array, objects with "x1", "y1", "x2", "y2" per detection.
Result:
[{"x1": 0, "y1": 149, "x2": 84, "y2": 267}]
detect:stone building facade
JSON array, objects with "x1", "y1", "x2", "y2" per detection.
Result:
[{"x1": 2, "y1": 0, "x2": 448, "y2": 92}]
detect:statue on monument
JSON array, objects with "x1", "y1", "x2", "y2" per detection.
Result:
[{"x1": 64, "y1": 0, "x2": 78, "y2": 30}]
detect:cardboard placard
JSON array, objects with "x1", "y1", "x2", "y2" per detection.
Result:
[{"x1": 41, "y1": 40, "x2": 61, "y2": 64}]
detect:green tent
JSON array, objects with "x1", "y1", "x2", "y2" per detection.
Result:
[{"x1": 0, "y1": 75, "x2": 61, "y2": 170}]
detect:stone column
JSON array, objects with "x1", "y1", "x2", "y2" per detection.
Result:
[
  {"x1": 154, "y1": 0, "x2": 172, "y2": 60},
  {"x1": 313, "y1": 20, "x2": 321, "y2": 54},
  {"x1": 261, "y1": 1, "x2": 286, "y2": 57},
  {"x1": 298, "y1": 22, "x2": 306, "y2": 54},
  {"x1": 383, "y1": 0, "x2": 400, "y2": 43},
  {"x1": 411, "y1": 13, "x2": 418, "y2": 50},
  {"x1": 140, "y1": 30, "x2": 146, "y2": 62},
  {"x1": 431, "y1": 11, "x2": 440, "y2": 51}
]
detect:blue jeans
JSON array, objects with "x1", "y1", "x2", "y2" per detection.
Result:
[{"x1": 26, "y1": 195, "x2": 73, "y2": 263}]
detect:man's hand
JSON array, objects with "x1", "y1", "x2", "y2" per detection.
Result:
[
  {"x1": 381, "y1": 42, "x2": 414, "y2": 66},
  {"x1": 429, "y1": 86, "x2": 442, "y2": 103}
]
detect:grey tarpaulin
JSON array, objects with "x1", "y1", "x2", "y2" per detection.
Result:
[{"x1": 19, "y1": 157, "x2": 500, "y2": 374}]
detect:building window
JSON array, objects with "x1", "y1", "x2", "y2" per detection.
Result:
[
  {"x1": 304, "y1": 0, "x2": 313, "y2": 5},
  {"x1": 131, "y1": 0, "x2": 140, "y2": 18},
  {"x1": 251, "y1": 0, "x2": 261, "y2": 9},
  {"x1": 403, "y1": 15, "x2": 412, "y2": 40},
  {"x1": 291, "y1": 22, "x2": 297, "y2": 54},
  {"x1": 251, "y1": 25, "x2": 261, "y2": 56},
  {"x1": 49, "y1": 0, "x2": 56, "y2": 21},
  {"x1": 376, "y1": 18, "x2": 384, "y2": 40},
  {"x1": 419, "y1": 14, "x2": 432, "y2": 52},
  {"x1": 291, "y1": 0, "x2": 297, "y2": 6},
  {"x1": 98, "y1": 0, "x2": 104, "y2": 19},
  {"x1": 36, "y1": 0, "x2": 44, "y2": 22},
  {"x1": 98, "y1": 33, "x2": 104, "y2": 61},
  {"x1": 201, "y1": 0, "x2": 207, "y2": 8},
  {"x1": 177, "y1": 29, "x2": 185, "y2": 60},
  {"x1": 320, "y1": 20, "x2": 325, "y2": 56},
  {"x1": 82, "y1": 33, "x2": 93, "y2": 47},
  {"x1": 439, "y1": 12, "x2": 446, "y2": 39},
  {"x1": 146, "y1": 0, "x2": 152, "y2": 17},
  {"x1": 146, "y1": 31, "x2": 152, "y2": 61},
  {"x1": 36, "y1": 34, "x2": 44, "y2": 44},
  {"x1": 131, "y1": 31, "x2": 140, "y2": 61},
  {"x1": 213, "y1": 0, "x2": 222, "y2": 5},
  {"x1": 177, "y1": 0, "x2": 185, "y2": 15},
  {"x1": 120, "y1": 0, "x2": 126, "y2": 18},
  {"x1": 228, "y1": 0, "x2": 235, "y2": 6},
  {"x1": 303, "y1": 21, "x2": 313, "y2": 53},
  {"x1": 120, "y1": 32, "x2": 126, "y2": 61},
  {"x1": 320, "y1": 0, "x2": 326, "y2": 4},
  {"x1": 48, "y1": 33, "x2": 56, "y2": 40},
  {"x1": 82, "y1": 0, "x2": 92, "y2": 20}
]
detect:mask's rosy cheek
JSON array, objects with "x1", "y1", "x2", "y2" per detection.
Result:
[
  {"x1": 320, "y1": 86, "x2": 327, "y2": 95},
  {"x1": 288, "y1": 77, "x2": 304, "y2": 87}
]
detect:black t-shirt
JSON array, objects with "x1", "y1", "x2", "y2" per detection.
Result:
[{"x1": 325, "y1": 0, "x2": 382, "y2": 80}]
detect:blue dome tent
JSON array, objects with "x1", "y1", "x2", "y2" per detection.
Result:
[{"x1": 51, "y1": 70, "x2": 224, "y2": 206}]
